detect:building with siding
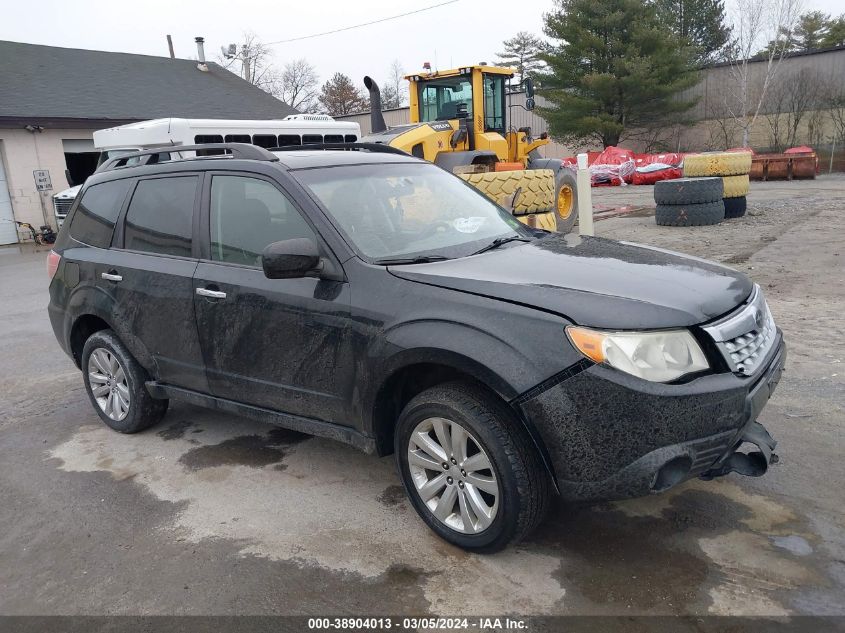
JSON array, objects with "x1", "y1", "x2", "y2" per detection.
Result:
[{"x1": 0, "y1": 40, "x2": 296, "y2": 245}]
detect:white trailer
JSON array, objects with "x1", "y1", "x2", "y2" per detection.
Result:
[{"x1": 54, "y1": 116, "x2": 361, "y2": 225}]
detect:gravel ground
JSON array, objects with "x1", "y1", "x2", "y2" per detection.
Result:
[{"x1": 0, "y1": 176, "x2": 842, "y2": 618}]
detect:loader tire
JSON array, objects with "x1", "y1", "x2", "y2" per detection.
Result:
[
  {"x1": 655, "y1": 200, "x2": 725, "y2": 227},
  {"x1": 723, "y1": 196, "x2": 748, "y2": 219},
  {"x1": 653, "y1": 177, "x2": 723, "y2": 205},
  {"x1": 552, "y1": 169, "x2": 578, "y2": 233},
  {"x1": 722, "y1": 174, "x2": 750, "y2": 198},
  {"x1": 461, "y1": 169, "x2": 555, "y2": 216},
  {"x1": 683, "y1": 151, "x2": 753, "y2": 177}
]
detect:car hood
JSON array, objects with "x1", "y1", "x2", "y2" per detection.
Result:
[
  {"x1": 388, "y1": 233, "x2": 753, "y2": 329},
  {"x1": 53, "y1": 185, "x2": 82, "y2": 199}
]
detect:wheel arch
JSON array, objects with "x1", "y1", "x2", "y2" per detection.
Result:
[{"x1": 367, "y1": 351, "x2": 560, "y2": 493}]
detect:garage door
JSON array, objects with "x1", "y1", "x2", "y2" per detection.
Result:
[{"x1": 0, "y1": 149, "x2": 18, "y2": 245}]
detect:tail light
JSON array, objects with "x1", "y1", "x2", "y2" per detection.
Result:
[{"x1": 47, "y1": 250, "x2": 61, "y2": 280}]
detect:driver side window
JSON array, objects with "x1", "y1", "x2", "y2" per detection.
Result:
[{"x1": 210, "y1": 175, "x2": 316, "y2": 267}]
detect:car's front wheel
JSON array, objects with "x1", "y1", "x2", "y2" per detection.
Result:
[
  {"x1": 82, "y1": 329, "x2": 168, "y2": 433},
  {"x1": 395, "y1": 382, "x2": 551, "y2": 552}
]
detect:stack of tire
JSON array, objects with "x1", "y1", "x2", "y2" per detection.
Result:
[
  {"x1": 681, "y1": 151, "x2": 753, "y2": 219},
  {"x1": 654, "y1": 177, "x2": 725, "y2": 226}
]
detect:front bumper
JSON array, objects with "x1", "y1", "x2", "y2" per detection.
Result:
[{"x1": 516, "y1": 332, "x2": 786, "y2": 501}]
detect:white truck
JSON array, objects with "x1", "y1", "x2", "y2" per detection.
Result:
[{"x1": 53, "y1": 116, "x2": 361, "y2": 226}]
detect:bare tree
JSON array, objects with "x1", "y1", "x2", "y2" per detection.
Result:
[
  {"x1": 279, "y1": 58, "x2": 320, "y2": 112},
  {"x1": 826, "y1": 88, "x2": 845, "y2": 144},
  {"x1": 319, "y1": 73, "x2": 368, "y2": 116},
  {"x1": 723, "y1": 0, "x2": 803, "y2": 147},
  {"x1": 381, "y1": 59, "x2": 407, "y2": 110},
  {"x1": 218, "y1": 32, "x2": 279, "y2": 94}
]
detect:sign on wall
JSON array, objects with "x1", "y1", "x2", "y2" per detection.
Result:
[{"x1": 33, "y1": 169, "x2": 52, "y2": 192}]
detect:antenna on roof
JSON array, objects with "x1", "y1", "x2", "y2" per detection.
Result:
[{"x1": 166, "y1": 35, "x2": 175, "y2": 59}]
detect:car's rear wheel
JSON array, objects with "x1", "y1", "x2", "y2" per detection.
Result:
[
  {"x1": 395, "y1": 382, "x2": 551, "y2": 552},
  {"x1": 82, "y1": 329, "x2": 168, "y2": 433}
]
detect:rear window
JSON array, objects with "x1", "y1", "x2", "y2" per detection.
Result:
[
  {"x1": 123, "y1": 176, "x2": 198, "y2": 257},
  {"x1": 68, "y1": 179, "x2": 131, "y2": 248}
]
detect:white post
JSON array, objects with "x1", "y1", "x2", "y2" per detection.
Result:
[{"x1": 576, "y1": 153, "x2": 594, "y2": 236}]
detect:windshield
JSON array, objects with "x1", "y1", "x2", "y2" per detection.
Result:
[
  {"x1": 418, "y1": 77, "x2": 473, "y2": 122},
  {"x1": 293, "y1": 163, "x2": 530, "y2": 261}
]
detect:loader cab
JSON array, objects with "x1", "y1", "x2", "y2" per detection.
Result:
[{"x1": 408, "y1": 66, "x2": 511, "y2": 157}]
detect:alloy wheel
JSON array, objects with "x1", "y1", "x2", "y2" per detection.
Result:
[
  {"x1": 87, "y1": 348, "x2": 130, "y2": 421},
  {"x1": 407, "y1": 417, "x2": 499, "y2": 534}
]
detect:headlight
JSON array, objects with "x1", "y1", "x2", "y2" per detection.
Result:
[{"x1": 566, "y1": 326, "x2": 709, "y2": 382}]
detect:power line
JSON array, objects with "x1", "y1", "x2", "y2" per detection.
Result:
[{"x1": 266, "y1": 0, "x2": 460, "y2": 45}]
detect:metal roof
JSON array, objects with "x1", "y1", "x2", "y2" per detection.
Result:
[{"x1": 0, "y1": 40, "x2": 297, "y2": 125}]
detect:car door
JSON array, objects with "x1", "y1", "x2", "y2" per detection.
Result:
[
  {"x1": 192, "y1": 172, "x2": 353, "y2": 424},
  {"x1": 103, "y1": 173, "x2": 209, "y2": 392}
]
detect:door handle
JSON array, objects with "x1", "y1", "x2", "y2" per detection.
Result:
[
  {"x1": 196, "y1": 287, "x2": 227, "y2": 299},
  {"x1": 101, "y1": 272, "x2": 123, "y2": 282}
]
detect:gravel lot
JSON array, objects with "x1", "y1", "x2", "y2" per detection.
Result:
[{"x1": 0, "y1": 175, "x2": 843, "y2": 617}]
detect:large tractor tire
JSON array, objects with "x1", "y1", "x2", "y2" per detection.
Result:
[
  {"x1": 460, "y1": 169, "x2": 555, "y2": 216},
  {"x1": 723, "y1": 196, "x2": 748, "y2": 219},
  {"x1": 683, "y1": 151, "x2": 753, "y2": 177},
  {"x1": 552, "y1": 169, "x2": 578, "y2": 234},
  {"x1": 722, "y1": 174, "x2": 750, "y2": 198},
  {"x1": 655, "y1": 200, "x2": 725, "y2": 226},
  {"x1": 654, "y1": 177, "x2": 723, "y2": 205}
]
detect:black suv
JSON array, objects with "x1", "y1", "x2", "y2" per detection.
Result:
[{"x1": 48, "y1": 143, "x2": 786, "y2": 552}]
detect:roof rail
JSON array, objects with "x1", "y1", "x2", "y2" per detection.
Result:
[
  {"x1": 270, "y1": 142, "x2": 409, "y2": 156},
  {"x1": 95, "y1": 143, "x2": 279, "y2": 172}
]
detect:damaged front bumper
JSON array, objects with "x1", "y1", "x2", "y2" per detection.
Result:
[{"x1": 516, "y1": 333, "x2": 786, "y2": 501}]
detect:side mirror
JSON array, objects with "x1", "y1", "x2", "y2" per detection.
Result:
[
  {"x1": 524, "y1": 77, "x2": 535, "y2": 99},
  {"x1": 262, "y1": 238, "x2": 320, "y2": 279}
]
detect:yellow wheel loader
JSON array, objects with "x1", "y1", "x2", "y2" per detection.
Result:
[{"x1": 361, "y1": 65, "x2": 578, "y2": 233}]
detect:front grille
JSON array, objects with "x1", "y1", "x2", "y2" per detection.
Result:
[
  {"x1": 703, "y1": 285, "x2": 777, "y2": 376},
  {"x1": 53, "y1": 198, "x2": 74, "y2": 219}
]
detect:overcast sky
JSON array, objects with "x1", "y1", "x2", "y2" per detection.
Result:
[{"x1": 1, "y1": 0, "x2": 842, "y2": 100}]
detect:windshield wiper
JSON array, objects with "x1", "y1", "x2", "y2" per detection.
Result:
[
  {"x1": 373, "y1": 255, "x2": 450, "y2": 265},
  {"x1": 471, "y1": 235, "x2": 531, "y2": 256}
]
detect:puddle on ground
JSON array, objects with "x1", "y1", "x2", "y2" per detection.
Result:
[{"x1": 47, "y1": 415, "x2": 831, "y2": 616}]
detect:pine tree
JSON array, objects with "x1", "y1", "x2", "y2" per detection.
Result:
[
  {"x1": 822, "y1": 15, "x2": 845, "y2": 47},
  {"x1": 538, "y1": 0, "x2": 699, "y2": 147},
  {"x1": 496, "y1": 31, "x2": 546, "y2": 83},
  {"x1": 318, "y1": 73, "x2": 368, "y2": 116},
  {"x1": 654, "y1": 0, "x2": 730, "y2": 63},
  {"x1": 791, "y1": 11, "x2": 831, "y2": 49}
]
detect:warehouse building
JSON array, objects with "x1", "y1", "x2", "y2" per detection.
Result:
[{"x1": 0, "y1": 39, "x2": 295, "y2": 245}]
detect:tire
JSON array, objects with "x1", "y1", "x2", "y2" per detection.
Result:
[
  {"x1": 722, "y1": 174, "x2": 750, "y2": 198},
  {"x1": 655, "y1": 200, "x2": 725, "y2": 227},
  {"x1": 723, "y1": 196, "x2": 747, "y2": 219},
  {"x1": 653, "y1": 177, "x2": 723, "y2": 205},
  {"x1": 460, "y1": 169, "x2": 555, "y2": 216},
  {"x1": 395, "y1": 382, "x2": 551, "y2": 552},
  {"x1": 552, "y1": 169, "x2": 578, "y2": 234},
  {"x1": 683, "y1": 151, "x2": 753, "y2": 177},
  {"x1": 82, "y1": 329, "x2": 168, "y2": 433}
]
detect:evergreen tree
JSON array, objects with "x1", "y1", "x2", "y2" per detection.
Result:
[
  {"x1": 792, "y1": 11, "x2": 831, "y2": 49},
  {"x1": 496, "y1": 31, "x2": 547, "y2": 82},
  {"x1": 822, "y1": 15, "x2": 845, "y2": 47},
  {"x1": 538, "y1": 0, "x2": 699, "y2": 147},
  {"x1": 654, "y1": 0, "x2": 730, "y2": 63},
  {"x1": 318, "y1": 73, "x2": 368, "y2": 116}
]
